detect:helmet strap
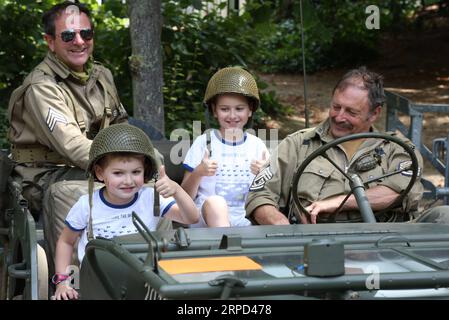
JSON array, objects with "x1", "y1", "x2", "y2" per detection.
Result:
[
  {"x1": 98, "y1": 78, "x2": 112, "y2": 130},
  {"x1": 206, "y1": 130, "x2": 212, "y2": 158},
  {"x1": 154, "y1": 178, "x2": 160, "y2": 217},
  {"x1": 87, "y1": 176, "x2": 94, "y2": 241},
  {"x1": 204, "y1": 103, "x2": 211, "y2": 130},
  {"x1": 204, "y1": 104, "x2": 213, "y2": 157}
]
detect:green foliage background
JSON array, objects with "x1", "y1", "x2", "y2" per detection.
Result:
[
  {"x1": 254, "y1": 0, "x2": 422, "y2": 73},
  {"x1": 0, "y1": 0, "x2": 427, "y2": 148}
]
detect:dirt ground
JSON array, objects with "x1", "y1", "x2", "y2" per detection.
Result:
[{"x1": 259, "y1": 26, "x2": 449, "y2": 190}]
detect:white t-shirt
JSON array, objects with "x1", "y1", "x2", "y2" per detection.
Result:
[
  {"x1": 65, "y1": 186, "x2": 175, "y2": 263},
  {"x1": 183, "y1": 130, "x2": 268, "y2": 226}
]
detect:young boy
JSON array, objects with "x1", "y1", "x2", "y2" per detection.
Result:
[
  {"x1": 181, "y1": 67, "x2": 269, "y2": 228},
  {"x1": 53, "y1": 124, "x2": 199, "y2": 300}
]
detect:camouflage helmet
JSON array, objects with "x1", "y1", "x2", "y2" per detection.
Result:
[
  {"x1": 87, "y1": 124, "x2": 157, "y2": 182},
  {"x1": 203, "y1": 66, "x2": 260, "y2": 111}
]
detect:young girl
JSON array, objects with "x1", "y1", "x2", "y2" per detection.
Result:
[
  {"x1": 53, "y1": 124, "x2": 199, "y2": 300},
  {"x1": 181, "y1": 67, "x2": 269, "y2": 227}
]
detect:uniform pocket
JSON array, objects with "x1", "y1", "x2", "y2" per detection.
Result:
[
  {"x1": 296, "y1": 161, "x2": 335, "y2": 204},
  {"x1": 356, "y1": 164, "x2": 385, "y2": 188}
]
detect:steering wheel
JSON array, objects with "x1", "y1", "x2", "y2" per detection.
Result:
[{"x1": 290, "y1": 132, "x2": 419, "y2": 223}]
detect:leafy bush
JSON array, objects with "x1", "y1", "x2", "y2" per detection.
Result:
[
  {"x1": 255, "y1": 18, "x2": 333, "y2": 73},
  {"x1": 0, "y1": 0, "x2": 51, "y2": 149},
  {"x1": 0, "y1": 107, "x2": 8, "y2": 149},
  {"x1": 92, "y1": 1, "x2": 132, "y2": 109},
  {"x1": 0, "y1": 0, "x2": 48, "y2": 110},
  {"x1": 252, "y1": 0, "x2": 384, "y2": 73}
]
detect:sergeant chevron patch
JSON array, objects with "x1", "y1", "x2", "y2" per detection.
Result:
[
  {"x1": 398, "y1": 160, "x2": 422, "y2": 177},
  {"x1": 249, "y1": 166, "x2": 273, "y2": 191},
  {"x1": 46, "y1": 108, "x2": 68, "y2": 132}
]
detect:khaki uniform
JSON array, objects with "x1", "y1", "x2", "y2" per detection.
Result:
[
  {"x1": 8, "y1": 51, "x2": 127, "y2": 169},
  {"x1": 246, "y1": 119, "x2": 424, "y2": 223},
  {"x1": 7, "y1": 51, "x2": 127, "y2": 270}
]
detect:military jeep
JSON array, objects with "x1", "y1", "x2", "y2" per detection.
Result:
[
  {"x1": 79, "y1": 132, "x2": 449, "y2": 300},
  {"x1": 2, "y1": 128, "x2": 449, "y2": 300}
]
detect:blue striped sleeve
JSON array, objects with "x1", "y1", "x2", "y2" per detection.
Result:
[
  {"x1": 161, "y1": 200, "x2": 176, "y2": 216},
  {"x1": 65, "y1": 220, "x2": 85, "y2": 232},
  {"x1": 183, "y1": 163, "x2": 194, "y2": 172}
]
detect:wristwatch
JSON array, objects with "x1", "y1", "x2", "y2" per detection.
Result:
[{"x1": 51, "y1": 273, "x2": 71, "y2": 285}]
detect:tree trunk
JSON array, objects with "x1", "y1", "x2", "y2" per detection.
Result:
[{"x1": 127, "y1": 0, "x2": 164, "y2": 136}]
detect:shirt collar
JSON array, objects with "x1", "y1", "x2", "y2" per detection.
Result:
[{"x1": 45, "y1": 51, "x2": 93, "y2": 84}]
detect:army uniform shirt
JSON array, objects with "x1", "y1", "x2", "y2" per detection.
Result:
[
  {"x1": 245, "y1": 119, "x2": 424, "y2": 223},
  {"x1": 8, "y1": 51, "x2": 127, "y2": 169}
]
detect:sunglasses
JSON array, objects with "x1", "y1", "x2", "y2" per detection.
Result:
[{"x1": 60, "y1": 28, "x2": 94, "y2": 42}]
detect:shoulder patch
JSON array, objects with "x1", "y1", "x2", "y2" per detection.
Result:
[
  {"x1": 249, "y1": 166, "x2": 273, "y2": 191},
  {"x1": 398, "y1": 160, "x2": 421, "y2": 177},
  {"x1": 46, "y1": 107, "x2": 68, "y2": 132}
]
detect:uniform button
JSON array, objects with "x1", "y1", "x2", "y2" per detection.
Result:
[
  {"x1": 319, "y1": 169, "x2": 323, "y2": 174},
  {"x1": 369, "y1": 175, "x2": 374, "y2": 179}
]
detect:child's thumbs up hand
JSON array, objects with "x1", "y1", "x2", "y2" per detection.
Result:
[
  {"x1": 155, "y1": 165, "x2": 178, "y2": 198},
  {"x1": 195, "y1": 149, "x2": 218, "y2": 177},
  {"x1": 250, "y1": 150, "x2": 269, "y2": 175},
  {"x1": 159, "y1": 165, "x2": 166, "y2": 178},
  {"x1": 203, "y1": 149, "x2": 209, "y2": 160}
]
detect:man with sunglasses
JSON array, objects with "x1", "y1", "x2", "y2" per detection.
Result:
[{"x1": 7, "y1": 1, "x2": 127, "y2": 267}]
